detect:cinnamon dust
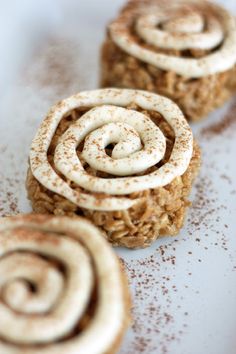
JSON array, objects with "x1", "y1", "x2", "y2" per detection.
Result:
[{"x1": 201, "y1": 97, "x2": 236, "y2": 138}]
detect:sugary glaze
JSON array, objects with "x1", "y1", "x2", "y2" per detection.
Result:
[
  {"x1": 0, "y1": 214, "x2": 127, "y2": 354},
  {"x1": 30, "y1": 88, "x2": 193, "y2": 211},
  {"x1": 109, "y1": 0, "x2": 236, "y2": 78}
]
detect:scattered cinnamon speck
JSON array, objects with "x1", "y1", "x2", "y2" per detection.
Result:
[
  {"x1": 201, "y1": 98, "x2": 236, "y2": 138},
  {"x1": 120, "y1": 148, "x2": 235, "y2": 353},
  {"x1": 24, "y1": 35, "x2": 86, "y2": 100},
  {"x1": 0, "y1": 177, "x2": 20, "y2": 216},
  {"x1": 121, "y1": 249, "x2": 187, "y2": 354}
]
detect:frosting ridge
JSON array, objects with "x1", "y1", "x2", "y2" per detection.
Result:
[{"x1": 109, "y1": 0, "x2": 236, "y2": 77}]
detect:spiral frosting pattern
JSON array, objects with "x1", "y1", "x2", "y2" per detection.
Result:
[
  {"x1": 0, "y1": 214, "x2": 127, "y2": 354},
  {"x1": 30, "y1": 89, "x2": 193, "y2": 211},
  {"x1": 109, "y1": 0, "x2": 236, "y2": 77}
]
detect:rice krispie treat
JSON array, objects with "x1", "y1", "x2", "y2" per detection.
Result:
[
  {"x1": 26, "y1": 88, "x2": 201, "y2": 248},
  {"x1": 0, "y1": 214, "x2": 130, "y2": 354},
  {"x1": 101, "y1": 0, "x2": 236, "y2": 121}
]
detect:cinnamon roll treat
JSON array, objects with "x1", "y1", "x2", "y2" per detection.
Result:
[
  {"x1": 101, "y1": 0, "x2": 236, "y2": 121},
  {"x1": 26, "y1": 88, "x2": 201, "y2": 248},
  {"x1": 0, "y1": 214, "x2": 130, "y2": 354}
]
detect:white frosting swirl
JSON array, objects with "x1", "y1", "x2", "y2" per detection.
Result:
[
  {"x1": 30, "y1": 88, "x2": 193, "y2": 211},
  {"x1": 109, "y1": 0, "x2": 236, "y2": 78},
  {"x1": 0, "y1": 215, "x2": 127, "y2": 354}
]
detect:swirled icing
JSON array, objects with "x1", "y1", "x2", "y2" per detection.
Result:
[
  {"x1": 0, "y1": 214, "x2": 127, "y2": 354},
  {"x1": 30, "y1": 88, "x2": 193, "y2": 211},
  {"x1": 109, "y1": 0, "x2": 236, "y2": 78}
]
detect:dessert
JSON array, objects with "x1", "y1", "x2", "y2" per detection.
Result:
[
  {"x1": 26, "y1": 88, "x2": 201, "y2": 248},
  {"x1": 101, "y1": 0, "x2": 236, "y2": 121},
  {"x1": 0, "y1": 214, "x2": 130, "y2": 354}
]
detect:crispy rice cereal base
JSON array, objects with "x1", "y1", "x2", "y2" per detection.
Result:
[
  {"x1": 26, "y1": 140, "x2": 200, "y2": 249},
  {"x1": 229, "y1": 66, "x2": 236, "y2": 92},
  {"x1": 0, "y1": 214, "x2": 131, "y2": 353},
  {"x1": 100, "y1": 39, "x2": 235, "y2": 122}
]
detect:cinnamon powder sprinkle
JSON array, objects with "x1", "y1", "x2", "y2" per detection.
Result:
[
  {"x1": 120, "y1": 156, "x2": 235, "y2": 353},
  {"x1": 201, "y1": 97, "x2": 236, "y2": 138},
  {"x1": 0, "y1": 177, "x2": 20, "y2": 217}
]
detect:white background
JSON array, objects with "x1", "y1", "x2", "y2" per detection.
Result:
[{"x1": 0, "y1": 1, "x2": 236, "y2": 353}]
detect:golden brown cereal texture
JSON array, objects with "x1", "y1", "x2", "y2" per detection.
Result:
[
  {"x1": 228, "y1": 65, "x2": 236, "y2": 92},
  {"x1": 26, "y1": 104, "x2": 201, "y2": 249},
  {"x1": 100, "y1": 39, "x2": 235, "y2": 122}
]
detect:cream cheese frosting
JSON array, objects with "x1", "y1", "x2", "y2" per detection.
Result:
[
  {"x1": 30, "y1": 88, "x2": 193, "y2": 211},
  {"x1": 0, "y1": 215, "x2": 126, "y2": 354},
  {"x1": 109, "y1": 0, "x2": 236, "y2": 78}
]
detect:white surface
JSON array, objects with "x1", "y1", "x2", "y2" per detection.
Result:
[{"x1": 0, "y1": 1, "x2": 236, "y2": 353}]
